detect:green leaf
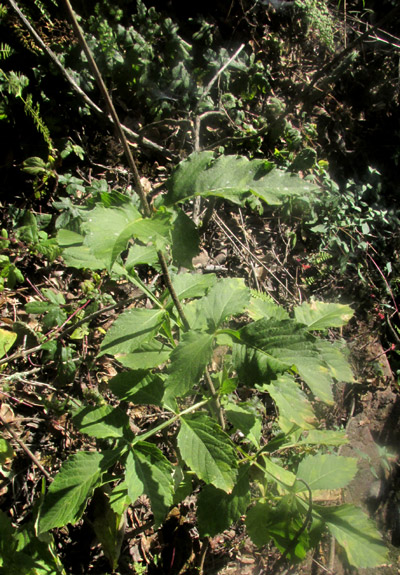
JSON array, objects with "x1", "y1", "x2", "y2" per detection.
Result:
[
  {"x1": 90, "y1": 487, "x2": 125, "y2": 571},
  {"x1": 225, "y1": 402, "x2": 262, "y2": 448},
  {"x1": 315, "y1": 340, "x2": 354, "y2": 382},
  {"x1": 197, "y1": 464, "x2": 251, "y2": 536},
  {"x1": 296, "y1": 454, "x2": 357, "y2": 492},
  {"x1": 164, "y1": 331, "x2": 214, "y2": 400},
  {"x1": 125, "y1": 442, "x2": 174, "y2": 527},
  {"x1": 165, "y1": 152, "x2": 317, "y2": 207},
  {"x1": 109, "y1": 371, "x2": 165, "y2": 406},
  {"x1": 201, "y1": 278, "x2": 251, "y2": 331},
  {"x1": 167, "y1": 272, "x2": 217, "y2": 303},
  {"x1": 245, "y1": 501, "x2": 272, "y2": 547},
  {"x1": 236, "y1": 317, "x2": 341, "y2": 402},
  {"x1": 126, "y1": 210, "x2": 171, "y2": 251},
  {"x1": 249, "y1": 166, "x2": 317, "y2": 205},
  {"x1": 246, "y1": 498, "x2": 309, "y2": 560},
  {"x1": 25, "y1": 301, "x2": 51, "y2": 314},
  {"x1": 0, "y1": 509, "x2": 16, "y2": 559},
  {"x1": 0, "y1": 328, "x2": 17, "y2": 359},
  {"x1": 299, "y1": 429, "x2": 348, "y2": 446},
  {"x1": 39, "y1": 451, "x2": 117, "y2": 533},
  {"x1": 235, "y1": 319, "x2": 308, "y2": 377},
  {"x1": 57, "y1": 229, "x2": 105, "y2": 270},
  {"x1": 1, "y1": 519, "x2": 65, "y2": 575},
  {"x1": 115, "y1": 341, "x2": 172, "y2": 370},
  {"x1": 178, "y1": 413, "x2": 237, "y2": 492},
  {"x1": 42, "y1": 289, "x2": 65, "y2": 306},
  {"x1": 0, "y1": 437, "x2": 14, "y2": 465},
  {"x1": 248, "y1": 293, "x2": 289, "y2": 321},
  {"x1": 263, "y1": 457, "x2": 296, "y2": 490},
  {"x1": 125, "y1": 244, "x2": 159, "y2": 270},
  {"x1": 319, "y1": 504, "x2": 388, "y2": 567},
  {"x1": 294, "y1": 301, "x2": 354, "y2": 330},
  {"x1": 293, "y1": 356, "x2": 334, "y2": 404},
  {"x1": 83, "y1": 204, "x2": 141, "y2": 269},
  {"x1": 171, "y1": 210, "x2": 200, "y2": 268},
  {"x1": 109, "y1": 481, "x2": 130, "y2": 516},
  {"x1": 22, "y1": 156, "x2": 48, "y2": 176},
  {"x1": 99, "y1": 308, "x2": 166, "y2": 357},
  {"x1": 164, "y1": 151, "x2": 214, "y2": 205},
  {"x1": 268, "y1": 375, "x2": 316, "y2": 430},
  {"x1": 72, "y1": 404, "x2": 131, "y2": 439}
]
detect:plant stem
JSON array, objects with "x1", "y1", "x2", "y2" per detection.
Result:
[
  {"x1": 62, "y1": 0, "x2": 192, "y2": 333},
  {"x1": 0, "y1": 413, "x2": 51, "y2": 480},
  {"x1": 62, "y1": 0, "x2": 151, "y2": 218},
  {"x1": 131, "y1": 399, "x2": 209, "y2": 446}
]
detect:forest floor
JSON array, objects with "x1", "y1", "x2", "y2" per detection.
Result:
[{"x1": 1, "y1": 190, "x2": 400, "y2": 574}]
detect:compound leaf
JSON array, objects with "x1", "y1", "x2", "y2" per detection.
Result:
[
  {"x1": 299, "y1": 429, "x2": 348, "y2": 446},
  {"x1": 171, "y1": 210, "x2": 200, "y2": 268},
  {"x1": 109, "y1": 371, "x2": 165, "y2": 406},
  {"x1": 201, "y1": 278, "x2": 251, "y2": 331},
  {"x1": 115, "y1": 341, "x2": 172, "y2": 370},
  {"x1": 165, "y1": 152, "x2": 317, "y2": 207},
  {"x1": 165, "y1": 151, "x2": 214, "y2": 205},
  {"x1": 83, "y1": 204, "x2": 141, "y2": 269},
  {"x1": 168, "y1": 272, "x2": 217, "y2": 302},
  {"x1": 268, "y1": 375, "x2": 316, "y2": 430},
  {"x1": 225, "y1": 402, "x2": 262, "y2": 448}
]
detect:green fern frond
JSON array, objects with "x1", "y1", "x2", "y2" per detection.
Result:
[
  {"x1": 32, "y1": 0, "x2": 56, "y2": 23},
  {"x1": 0, "y1": 3, "x2": 7, "y2": 19},
  {"x1": 250, "y1": 289, "x2": 275, "y2": 302},
  {"x1": 24, "y1": 93, "x2": 54, "y2": 152},
  {"x1": 309, "y1": 251, "x2": 333, "y2": 266},
  {"x1": 0, "y1": 43, "x2": 12, "y2": 60}
]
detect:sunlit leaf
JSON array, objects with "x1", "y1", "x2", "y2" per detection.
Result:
[
  {"x1": 319, "y1": 504, "x2": 388, "y2": 567},
  {"x1": 164, "y1": 331, "x2": 214, "y2": 400},
  {"x1": 39, "y1": 451, "x2": 118, "y2": 533},
  {"x1": 296, "y1": 454, "x2": 357, "y2": 491},
  {"x1": 72, "y1": 405, "x2": 131, "y2": 439},
  {"x1": 178, "y1": 413, "x2": 237, "y2": 492},
  {"x1": 294, "y1": 300, "x2": 354, "y2": 330},
  {"x1": 268, "y1": 375, "x2": 316, "y2": 430},
  {"x1": 0, "y1": 328, "x2": 17, "y2": 359},
  {"x1": 99, "y1": 308, "x2": 166, "y2": 357}
]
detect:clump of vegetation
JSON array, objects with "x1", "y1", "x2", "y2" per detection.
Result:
[{"x1": 1, "y1": 0, "x2": 399, "y2": 573}]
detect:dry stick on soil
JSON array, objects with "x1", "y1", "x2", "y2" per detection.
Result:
[
  {"x1": 0, "y1": 412, "x2": 51, "y2": 480},
  {"x1": 62, "y1": 0, "x2": 224, "y2": 426},
  {"x1": 213, "y1": 212, "x2": 298, "y2": 302},
  {"x1": 7, "y1": 0, "x2": 172, "y2": 159},
  {"x1": 238, "y1": 208, "x2": 260, "y2": 290}
]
